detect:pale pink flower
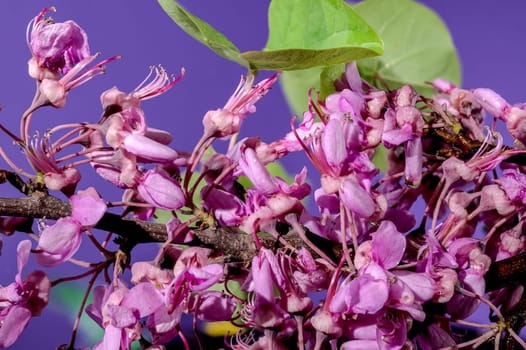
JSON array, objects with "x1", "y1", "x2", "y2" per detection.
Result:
[
  {"x1": 202, "y1": 73, "x2": 279, "y2": 138},
  {"x1": 0, "y1": 240, "x2": 50, "y2": 347},
  {"x1": 28, "y1": 7, "x2": 90, "y2": 76}
]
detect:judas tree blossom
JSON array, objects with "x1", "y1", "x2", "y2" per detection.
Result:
[
  {"x1": 331, "y1": 221, "x2": 434, "y2": 318},
  {"x1": 86, "y1": 282, "x2": 164, "y2": 350},
  {"x1": 36, "y1": 187, "x2": 106, "y2": 266},
  {"x1": 202, "y1": 73, "x2": 279, "y2": 139},
  {"x1": 131, "y1": 247, "x2": 230, "y2": 345},
  {"x1": 244, "y1": 249, "x2": 287, "y2": 329},
  {"x1": 28, "y1": 7, "x2": 90, "y2": 77},
  {"x1": 38, "y1": 54, "x2": 121, "y2": 109},
  {"x1": 5, "y1": 6, "x2": 526, "y2": 349},
  {"x1": 0, "y1": 240, "x2": 50, "y2": 347},
  {"x1": 27, "y1": 8, "x2": 120, "y2": 108},
  {"x1": 137, "y1": 167, "x2": 185, "y2": 210},
  {"x1": 86, "y1": 67, "x2": 185, "y2": 201},
  {"x1": 445, "y1": 238, "x2": 491, "y2": 319},
  {"x1": 236, "y1": 146, "x2": 311, "y2": 247}
]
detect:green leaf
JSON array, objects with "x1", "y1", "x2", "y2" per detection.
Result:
[
  {"x1": 242, "y1": 47, "x2": 379, "y2": 71},
  {"x1": 280, "y1": 67, "x2": 323, "y2": 117},
  {"x1": 257, "y1": 0, "x2": 383, "y2": 71},
  {"x1": 159, "y1": 0, "x2": 383, "y2": 75},
  {"x1": 372, "y1": 143, "x2": 388, "y2": 173},
  {"x1": 279, "y1": 64, "x2": 344, "y2": 119},
  {"x1": 354, "y1": 0, "x2": 461, "y2": 96},
  {"x1": 319, "y1": 64, "x2": 346, "y2": 100},
  {"x1": 266, "y1": 161, "x2": 293, "y2": 183},
  {"x1": 158, "y1": 0, "x2": 248, "y2": 67}
]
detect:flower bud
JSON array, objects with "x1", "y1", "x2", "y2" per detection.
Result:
[
  {"x1": 432, "y1": 78, "x2": 456, "y2": 93},
  {"x1": 137, "y1": 168, "x2": 185, "y2": 210},
  {"x1": 39, "y1": 78, "x2": 66, "y2": 107},
  {"x1": 29, "y1": 8, "x2": 90, "y2": 74},
  {"x1": 202, "y1": 108, "x2": 241, "y2": 138},
  {"x1": 123, "y1": 134, "x2": 178, "y2": 163},
  {"x1": 473, "y1": 88, "x2": 510, "y2": 118},
  {"x1": 43, "y1": 167, "x2": 81, "y2": 192}
]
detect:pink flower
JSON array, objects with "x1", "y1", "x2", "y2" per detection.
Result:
[
  {"x1": 36, "y1": 217, "x2": 83, "y2": 267},
  {"x1": 137, "y1": 167, "x2": 185, "y2": 210},
  {"x1": 36, "y1": 187, "x2": 106, "y2": 266},
  {"x1": 202, "y1": 73, "x2": 279, "y2": 138},
  {"x1": 331, "y1": 262, "x2": 389, "y2": 315},
  {"x1": 248, "y1": 249, "x2": 286, "y2": 329},
  {"x1": 0, "y1": 240, "x2": 50, "y2": 347},
  {"x1": 202, "y1": 186, "x2": 246, "y2": 226},
  {"x1": 123, "y1": 133, "x2": 178, "y2": 163},
  {"x1": 28, "y1": 7, "x2": 90, "y2": 76},
  {"x1": 70, "y1": 187, "x2": 107, "y2": 227},
  {"x1": 339, "y1": 177, "x2": 376, "y2": 218},
  {"x1": 87, "y1": 283, "x2": 164, "y2": 350},
  {"x1": 189, "y1": 291, "x2": 236, "y2": 322},
  {"x1": 100, "y1": 66, "x2": 183, "y2": 111},
  {"x1": 472, "y1": 88, "x2": 511, "y2": 119},
  {"x1": 39, "y1": 54, "x2": 120, "y2": 108}
]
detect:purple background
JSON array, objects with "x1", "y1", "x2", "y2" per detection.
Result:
[{"x1": 1, "y1": 0, "x2": 525, "y2": 348}]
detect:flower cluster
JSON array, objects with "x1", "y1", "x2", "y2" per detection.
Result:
[{"x1": 1, "y1": 7, "x2": 526, "y2": 350}]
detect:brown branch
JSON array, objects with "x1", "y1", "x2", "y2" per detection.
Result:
[
  {"x1": 484, "y1": 252, "x2": 526, "y2": 291},
  {"x1": 0, "y1": 192, "x2": 338, "y2": 262},
  {"x1": 5, "y1": 191, "x2": 526, "y2": 278}
]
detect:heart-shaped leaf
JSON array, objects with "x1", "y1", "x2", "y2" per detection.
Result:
[
  {"x1": 261, "y1": 0, "x2": 383, "y2": 71},
  {"x1": 242, "y1": 47, "x2": 378, "y2": 71},
  {"x1": 159, "y1": 0, "x2": 383, "y2": 74},
  {"x1": 158, "y1": 0, "x2": 248, "y2": 67},
  {"x1": 354, "y1": 0, "x2": 461, "y2": 96}
]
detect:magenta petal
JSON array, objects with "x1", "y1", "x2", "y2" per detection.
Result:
[
  {"x1": 93, "y1": 324, "x2": 121, "y2": 350},
  {"x1": 473, "y1": 88, "x2": 510, "y2": 118},
  {"x1": 30, "y1": 18, "x2": 90, "y2": 74},
  {"x1": 349, "y1": 263, "x2": 388, "y2": 314},
  {"x1": 322, "y1": 119, "x2": 346, "y2": 170},
  {"x1": 123, "y1": 133, "x2": 178, "y2": 162},
  {"x1": 121, "y1": 283, "x2": 163, "y2": 318},
  {"x1": 341, "y1": 340, "x2": 379, "y2": 350},
  {"x1": 339, "y1": 179, "x2": 375, "y2": 218},
  {"x1": 330, "y1": 281, "x2": 351, "y2": 314},
  {"x1": 71, "y1": 187, "x2": 107, "y2": 226},
  {"x1": 251, "y1": 254, "x2": 275, "y2": 303},
  {"x1": 202, "y1": 186, "x2": 246, "y2": 226},
  {"x1": 194, "y1": 291, "x2": 236, "y2": 322},
  {"x1": 371, "y1": 221, "x2": 405, "y2": 270},
  {"x1": 36, "y1": 217, "x2": 82, "y2": 266},
  {"x1": 138, "y1": 168, "x2": 185, "y2": 210},
  {"x1": 0, "y1": 305, "x2": 32, "y2": 347},
  {"x1": 393, "y1": 271, "x2": 435, "y2": 302},
  {"x1": 23, "y1": 270, "x2": 51, "y2": 315},
  {"x1": 16, "y1": 240, "x2": 32, "y2": 281},
  {"x1": 106, "y1": 304, "x2": 138, "y2": 328},
  {"x1": 404, "y1": 137, "x2": 423, "y2": 187},
  {"x1": 382, "y1": 123, "x2": 413, "y2": 146},
  {"x1": 240, "y1": 148, "x2": 278, "y2": 195},
  {"x1": 186, "y1": 264, "x2": 223, "y2": 291},
  {"x1": 86, "y1": 285, "x2": 106, "y2": 326},
  {"x1": 344, "y1": 62, "x2": 364, "y2": 93}
]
